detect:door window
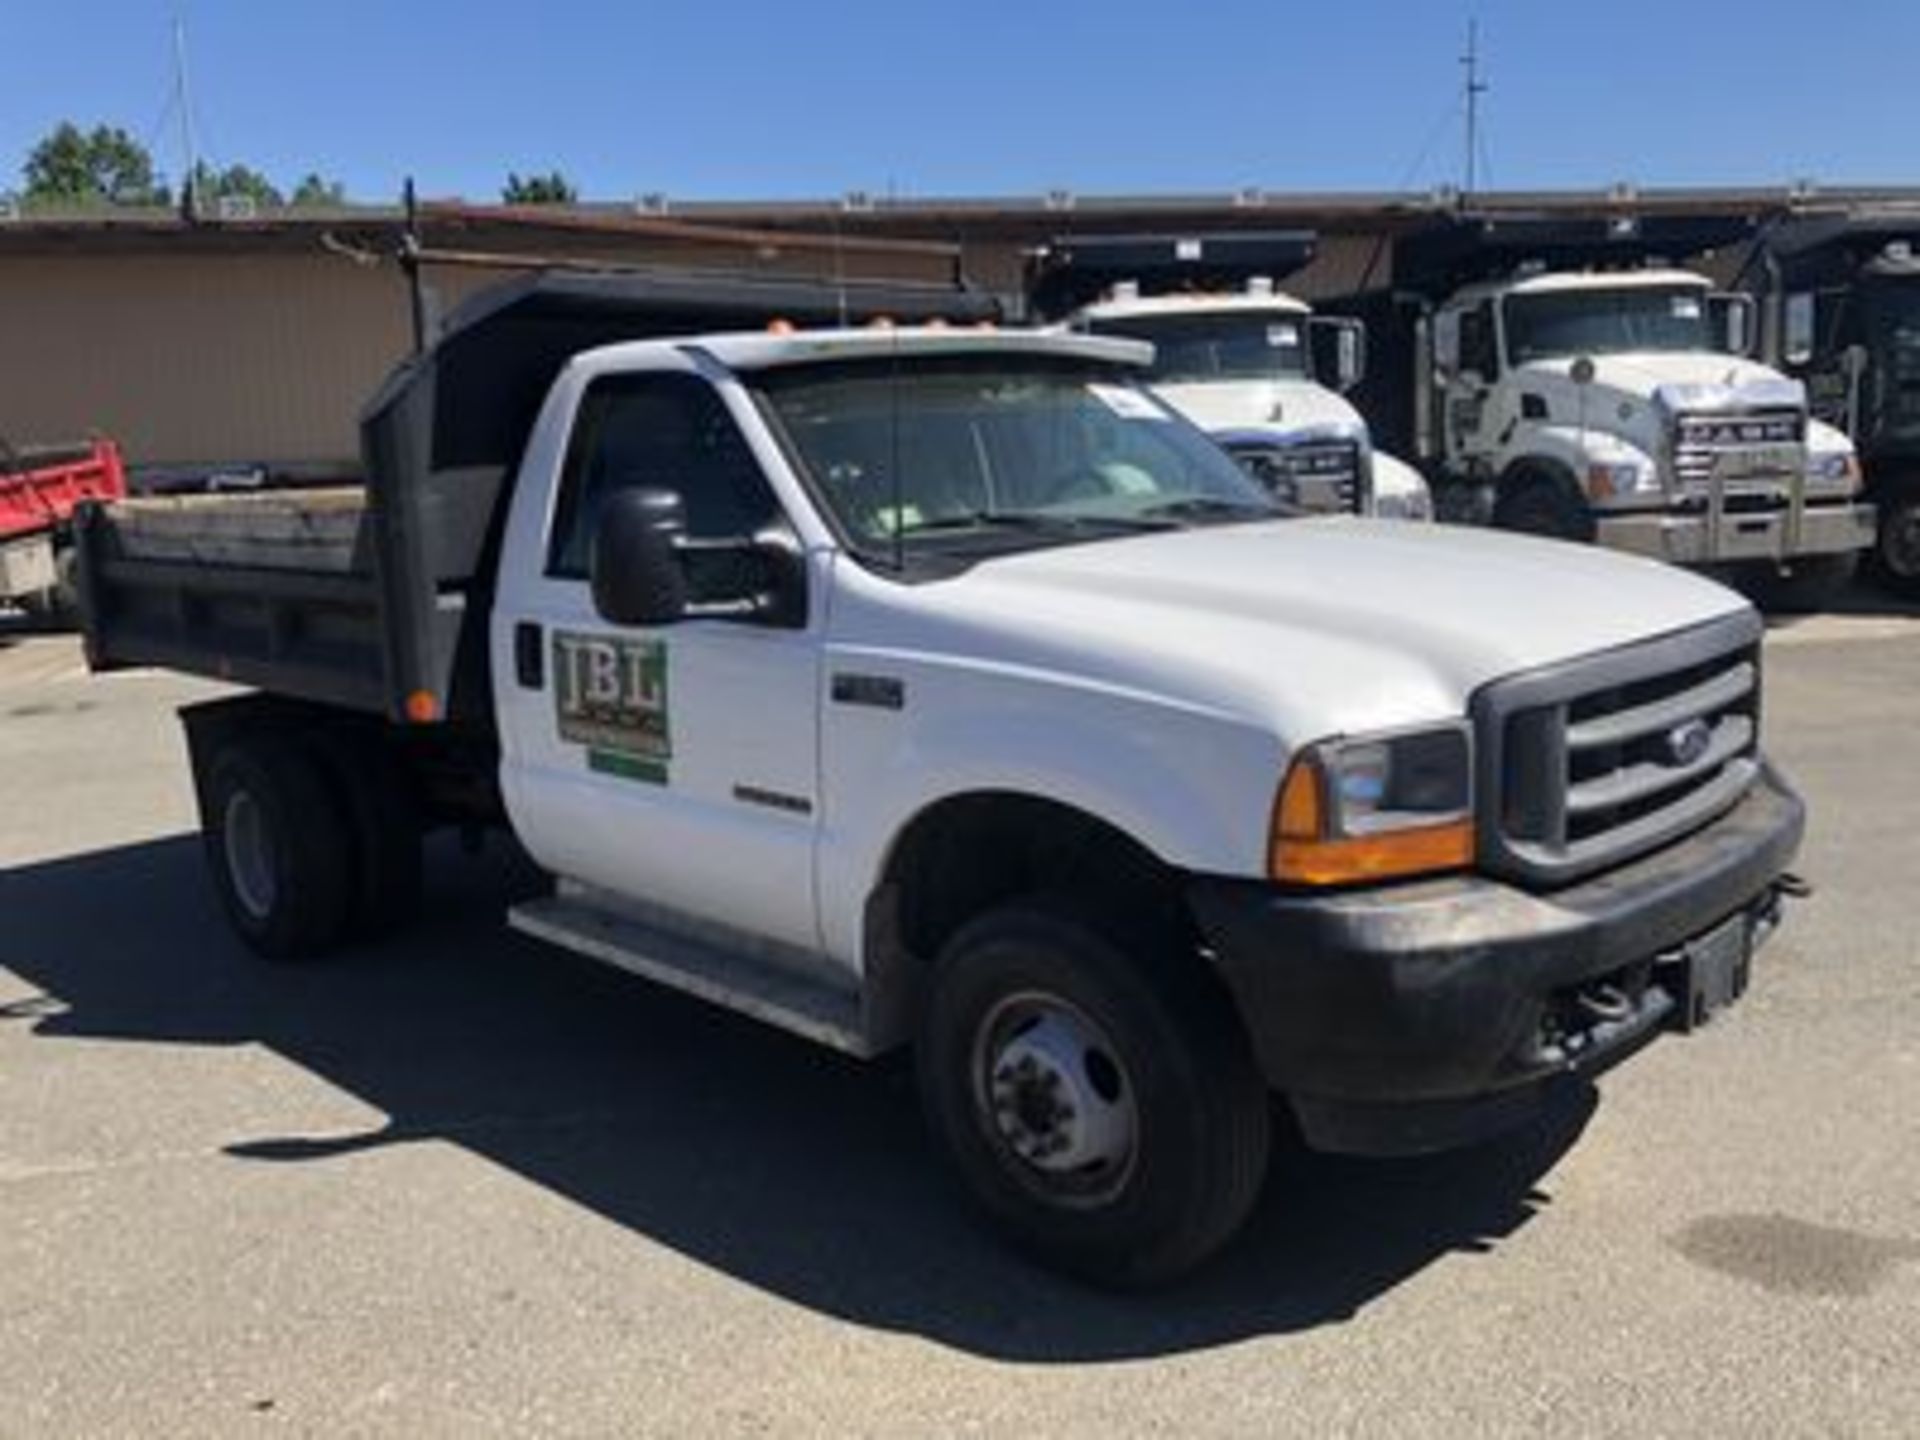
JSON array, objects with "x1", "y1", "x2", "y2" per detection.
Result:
[{"x1": 547, "y1": 372, "x2": 781, "y2": 601}]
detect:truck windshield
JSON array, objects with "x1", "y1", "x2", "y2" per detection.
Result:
[
  {"x1": 755, "y1": 356, "x2": 1281, "y2": 556},
  {"x1": 1504, "y1": 286, "x2": 1712, "y2": 363},
  {"x1": 1086, "y1": 312, "x2": 1309, "y2": 382}
]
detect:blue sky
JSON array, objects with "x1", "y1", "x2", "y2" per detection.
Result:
[{"x1": 2, "y1": 1, "x2": 1915, "y2": 203}]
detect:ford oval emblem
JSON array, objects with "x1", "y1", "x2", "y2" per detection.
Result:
[{"x1": 1665, "y1": 719, "x2": 1713, "y2": 767}]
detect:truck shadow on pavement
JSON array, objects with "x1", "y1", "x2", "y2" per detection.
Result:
[{"x1": 2, "y1": 834, "x2": 1594, "y2": 1362}]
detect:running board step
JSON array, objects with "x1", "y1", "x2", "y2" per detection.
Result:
[{"x1": 508, "y1": 895, "x2": 874, "y2": 1057}]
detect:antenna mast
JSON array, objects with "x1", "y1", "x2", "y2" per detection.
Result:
[
  {"x1": 172, "y1": 12, "x2": 200, "y2": 216},
  {"x1": 1461, "y1": 20, "x2": 1488, "y2": 197}
]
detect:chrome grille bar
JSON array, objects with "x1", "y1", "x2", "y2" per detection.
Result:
[{"x1": 1471, "y1": 611, "x2": 1764, "y2": 888}]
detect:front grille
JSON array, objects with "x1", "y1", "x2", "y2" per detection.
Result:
[
  {"x1": 1472, "y1": 611, "x2": 1764, "y2": 888},
  {"x1": 1672, "y1": 409, "x2": 1805, "y2": 491},
  {"x1": 1226, "y1": 438, "x2": 1363, "y2": 513}
]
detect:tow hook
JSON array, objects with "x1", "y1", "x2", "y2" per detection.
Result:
[
  {"x1": 1776, "y1": 872, "x2": 1814, "y2": 900},
  {"x1": 1575, "y1": 982, "x2": 1635, "y2": 1024}
]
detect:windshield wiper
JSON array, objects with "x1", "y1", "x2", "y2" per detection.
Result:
[
  {"x1": 1137, "y1": 497, "x2": 1287, "y2": 523},
  {"x1": 902, "y1": 510, "x2": 1173, "y2": 536}
]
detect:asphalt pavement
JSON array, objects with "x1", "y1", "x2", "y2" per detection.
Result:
[{"x1": 1, "y1": 608, "x2": 1916, "y2": 1436}]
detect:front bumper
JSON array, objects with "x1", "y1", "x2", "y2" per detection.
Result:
[
  {"x1": 1597, "y1": 501, "x2": 1875, "y2": 565},
  {"x1": 1188, "y1": 765, "x2": 1804, "y2": 1156}
]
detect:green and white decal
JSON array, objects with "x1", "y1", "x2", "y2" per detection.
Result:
[{"x1": 552, "y1": 631, "x2": 672, "y2": 784}]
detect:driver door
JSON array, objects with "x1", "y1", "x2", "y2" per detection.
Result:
[{"x1": 495, "y1": 369, "x2": 823, "y2": 954}]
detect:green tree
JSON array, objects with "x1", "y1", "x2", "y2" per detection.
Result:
[
  {"x1": 502, "y1": 170, "x2": 578, "y2": 205},
  {"x1": 190, "y1": 161, "x2": 284, "y2": 210},
  {"x1": 23, "y1": 122, "x2": 167, "y2": 206},
  {"x1": 289, "y1": 172, "x2": 346, "y2": 207}
]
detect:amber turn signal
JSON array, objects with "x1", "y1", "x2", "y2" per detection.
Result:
[{"x1": 1268, "y1": 757, "x2": 1474, "y2": 886}]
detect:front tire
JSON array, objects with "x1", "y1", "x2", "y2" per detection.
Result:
[
  {"x1": 1493, "y1": 476, "x2": 1594, "y2": 543},
  {"x1": 203, "y1": 736, "x2": 356, "y2": 960},
  {"x1": 916, "y1": 898, "x2": 1270, "y2": 1287},
  {"x1": 1868, "y1": 487, "x2": 1920, "y2": 599}
]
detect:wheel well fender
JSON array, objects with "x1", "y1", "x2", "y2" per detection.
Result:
[{"x1": 862, "y1": 791, "x2": 1222, "y2": 1050}]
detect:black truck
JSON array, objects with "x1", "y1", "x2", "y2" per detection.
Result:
[{"x1": 1740, "y1": 210, "x2": 1920, "y2": 595}]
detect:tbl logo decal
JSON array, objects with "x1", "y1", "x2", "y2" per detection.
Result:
[{"x1": 552, "y1": 631, "x2": 671, "y2": 783}]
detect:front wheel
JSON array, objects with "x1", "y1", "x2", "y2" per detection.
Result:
[
  {"x1": 916, "y1": 899, "x2": 1270, "y2": 1287},
  {"x1": 1492, "y1": 478, "x2": 1594, "y2": 543},
  {"x1": 1868, "y1": 488, "x2": 1920, "y2": 599}
]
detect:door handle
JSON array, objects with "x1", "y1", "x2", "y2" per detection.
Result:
[{"x1": 514, "y1": 621, "x2": 544, "y2": 688}]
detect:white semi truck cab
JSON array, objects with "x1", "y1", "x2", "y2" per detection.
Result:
[
  {"x1": 1030, "y1": 232, "x2": 1434, "y2": 520},
  {"x1": 1344, "y1": 215, "x2": 1876, "y2": 607},
  {"x1": 79, "y1": 268, "x2": 1806, "y2": 1286}
]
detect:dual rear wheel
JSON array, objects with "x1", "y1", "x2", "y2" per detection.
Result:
[{"x1": 203, "y1": 731, "x2": 422, "y2": 960}]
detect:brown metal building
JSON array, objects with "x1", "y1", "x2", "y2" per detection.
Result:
[{"x1": 2, "y1": 183, "x2": 1914, "y2": 476}]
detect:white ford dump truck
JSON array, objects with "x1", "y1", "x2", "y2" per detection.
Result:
[
  {"x1": 1030, "y1": 232, "x2": 1434, "y2": 519},
  {"x1": 78, "y1": 268, "x2": 1806, "y2": 1285},
  {"x1": 1337, "y1": 215, "x2": 1876, "y2": 608}
]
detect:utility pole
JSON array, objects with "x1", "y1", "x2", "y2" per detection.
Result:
[
  {"x1": 172, "y1": 12, "x2": 200, "y2": 217},
  {"x1": 1461, "y1": 19, "x2": 1487, "y2": 197}
]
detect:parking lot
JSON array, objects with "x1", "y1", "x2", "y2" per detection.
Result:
[{"x1": 2, "y1": 607, "x2": 1917, "y2": 1435}]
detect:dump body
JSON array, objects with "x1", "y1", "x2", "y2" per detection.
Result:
[{"x1": 0, "y1": 440, "x2": 125, "y2": 604}]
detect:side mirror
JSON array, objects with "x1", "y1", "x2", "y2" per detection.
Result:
[
  {"x1": 590, "y1": 485, "x2": 809, "y2": 630},
  {"x1": 1309, "y1": 316, "x2": 1367, "y2": 392},
  {"x1": 1783, "y1": 292, "x2": 1816, "y2": 366},
  {"x1": 1710, "y1": 293, "x2": 1757, "y2": 358},
  {"x1": 591, "y1": 487, "x2": 689, "y2": 627}
]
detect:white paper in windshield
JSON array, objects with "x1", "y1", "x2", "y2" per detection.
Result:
[
  {"x1": 1088, "y1": 383, "x2": 1170, "y2": 420},
  {"x1": 1267, "y1": 323, "x2": 1302, "y2": 347},
  {"x1": 1671, "y1": 295, "x2": 1703, "y2": 319}
]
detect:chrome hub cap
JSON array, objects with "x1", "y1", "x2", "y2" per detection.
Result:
[{"x1": 974, "y1": 993, "x2": 1138, "y2": 1205}]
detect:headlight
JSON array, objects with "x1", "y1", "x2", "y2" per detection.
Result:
[
  {"x1": 1586, "y1": 460, "x2": 1654, "y2": 500},
  {"x1": 1268, "y1": 724, "x2": 1474, "y2": 886},
  {"x1": 1373, "y1": 487, "x2": 1434, "y2": 522},
  {"x1": 1809, "y1": 451, "x2": 1861, "y2": 491}
]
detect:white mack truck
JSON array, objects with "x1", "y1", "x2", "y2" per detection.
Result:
[
  {"x1": 77, "y1": 267, "x2": 1805, "y2": 1285},
  {"x1": 1029, "y1": 232, "x2": 1434, "y2": 520},
  {"x1": 1339, "y1": 215, "x2": 1875, "y2": 608}
]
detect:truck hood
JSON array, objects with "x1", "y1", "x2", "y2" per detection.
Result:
[
  {"x1": 895, "y1": 518, "x2": 1749, "y2": 741},
  {"x1": 1520, "y1": 352, "x2": 1805, "y2": 414},
  {"x1": 1150, "y1": 378, "x2": 1367, "y2": 442}
]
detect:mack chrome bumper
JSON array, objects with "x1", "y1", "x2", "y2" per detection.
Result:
[{"x1": 1596, "y1": 501, "x2": 1876, "y2": 565}]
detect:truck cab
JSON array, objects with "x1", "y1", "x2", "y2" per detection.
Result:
[
  {"x1": 1031, "y1": 232, "x2": 1434, "y2": 520},
  {"x1": 1354, "y1": 215, "x2": 1875, "y2": 608},
  {"x1": 1744, "y1": 211, "x2": 1920, "y2": 595}
]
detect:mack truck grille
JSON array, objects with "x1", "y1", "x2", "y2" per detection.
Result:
[
  {"x1": 1672, "y1": 409, "x2": 1805, "y2": 492},
  {"x1": 1472, "y1": 611, "x2": 1764, "y2": 888},
  {"x1": 1225, "y1": 439, "x2": 1364, "y2": 513}
]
